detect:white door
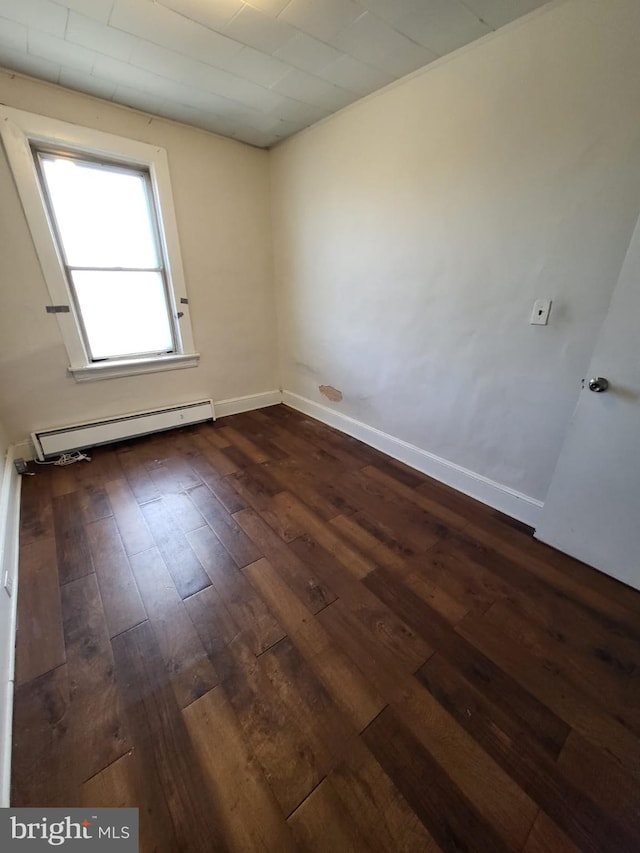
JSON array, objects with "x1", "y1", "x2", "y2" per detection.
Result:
[{"x1": 535, "y1": 213, "x2": 640, "y2": 591}]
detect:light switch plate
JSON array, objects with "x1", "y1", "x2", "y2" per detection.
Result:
[{"x1": 530, "y1": 299, "x2": 552, "y2": 325}]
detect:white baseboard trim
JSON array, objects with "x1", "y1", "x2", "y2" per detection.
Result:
[
  {"x1": 282, "y1": 391, "x2": 543, "y2": 527},
  {"x1": 11, "y1": 393, "x2": 285, "y2": 459},
  {"x1": 0, "y1": 445, "x2": 23, "y2": 807},
  {"x1": 214, "y1": 390, "x2": 282, "y2": 418}
]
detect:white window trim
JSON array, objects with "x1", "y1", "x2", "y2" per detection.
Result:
[{"x1": 0, "y1": 105, "x2": 199, "y2": 381}]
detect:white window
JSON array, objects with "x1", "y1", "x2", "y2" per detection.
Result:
[{"x1": 0, "y1": 106, "x2": 198, "y2": 382}]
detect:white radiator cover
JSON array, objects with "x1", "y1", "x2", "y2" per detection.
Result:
[{"x1": 31, "y1": 400, "x2": 214, "y2": 460}]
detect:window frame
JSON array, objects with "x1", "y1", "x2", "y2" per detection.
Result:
[
  {"x1": 33, "y1": 146, "x2": 179, "y2": 363},
  {"x1": 0, "y1": 105, "x2": 199, "y2": 382}
]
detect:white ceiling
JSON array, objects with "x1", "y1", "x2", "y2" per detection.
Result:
[{"x1": 0, "y1": 0, "x2": 552, "y2": 148}]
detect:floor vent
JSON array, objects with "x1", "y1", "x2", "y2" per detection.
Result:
[{"x1": 31, "y1": 400, "x2": 214, "y2": 461}]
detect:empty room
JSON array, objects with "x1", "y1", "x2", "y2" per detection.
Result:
[{"x1": 1, "y1": 0, "x2": 639, "y2": 849}]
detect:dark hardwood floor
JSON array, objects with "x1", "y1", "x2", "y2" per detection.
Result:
[{"x1": 11, "y1": 404, "x2": 640, "y2": 852}]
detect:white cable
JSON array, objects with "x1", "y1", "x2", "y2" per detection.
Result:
[{"x1": 34, "y1": 450, "x2": 92, "y2": 466}]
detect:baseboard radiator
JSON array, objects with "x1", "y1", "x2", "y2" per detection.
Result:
[{"x1": 31, "y1": 399, "x2": 215, "y2": 461}]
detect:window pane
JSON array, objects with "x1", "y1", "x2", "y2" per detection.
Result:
[
  {"x1": 40, "y1": 156, "x2": 159, "y2": 268},
  {"x1": 72, "y1": 271, "x2": 173, "y2": 359}
]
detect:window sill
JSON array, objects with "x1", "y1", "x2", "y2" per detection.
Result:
[{"x1": 69, "y1": 353, "x2": 200, "y2": 383}]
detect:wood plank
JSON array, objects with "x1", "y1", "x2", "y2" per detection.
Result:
[
  {"x1": 324, "y1": 739, "x2": 441, "y2": 852},
  {"x1": 280, "y1": 493, "x2": 377, "y2": 580},
  {"x1": 248, "y1": 417, "x2": 340, "y2": 466},
  {"x1": 524, "y1": 533, "x2": 640, "y2": 620},
  {"x1": 416, "y1": 653, "x2": 634, "y2": 852},
  {"x1": 274, "y1": 406, "x2": 380, "y2": 470},
  {"x1": 226, "y1": 462, "x2": 277, "y2": 505},
  {"x1": 458, "y1": 612, "x2": 640, "y2": 779},
  {"x1": 11, "y1": 665, "x2": 77, "y2": 807},
  {"x1": 416, "y1": 468, "x2": 500, "y2": 528},
  {"x1": 523, "y1": 813, "x2": 580, "y2": 853},
  {"x1": 112, "y1": 621, "x2": 227, "y2": 852},
  {"x1": 49, "y1": 463, "x2": 77, "y2": 497},
  {"x1": 145, "y1": 453, "x2": 201, "y2": 495},
  {"x1": 557, "y1": 730, "x2": 640, "y2": 833},
  {"x1": 264, "y1": 456, "x2": 353, "y2": 521},
  {"x1": 61, "y1": 573, "x2": 131, "y2": 782},
  {"x1": 484, "y1": 597, "x2": 640, "y2": 732},
  {"x1": 243, "y1": 557, "x2": 330, "y2": 657},
  {"x1": 330, "y1": 513, "x2": 412, "y2": 575},
  {"x1": 307, "y1": 643, "x2": 385, "y2": 733},
  {"x1": 347, "y1": 508, "x2": 425, "y2": 566},
  {"x1": 140, "y1": 498, "x2": 211, "y2": 599},
  {"x1": 403, "y1": 570, "x2": 470, "y2": 626},
  {"x1": 289, "y1": 534, "x2": 412, "y2": 605},
  {"x1": 326, "y1": 579, "x2": 432, "y2": 675},
  {"x1": 116, "y1": 444, "x2": 160, "y2": 504},
  {"x1": 79, "y1": 445, "x2": 125, "y2": 486},
  {"x1": 18, "y1": 466, "x2": 54, "y2": 545},
  {"x1": 105, "y1": 478, "x2": 154, "y2": 556},
  {"x1": 188, "y1": 484, "x2": 261, "y2": 568},
  {"x1": 328, "y1": 468, "x2": 449, "y2": 554},
  {"x1": 182, "y1": 686, "x2": 296, "y2": 852},
  {"x1": 65, "y1": 455, "x2": 114, "y2": 523},
  {"x1": 438, "y1": 529, "x2": 640, "y2": 672},
  {"x1": 14, "y1": 406, "x2": 640, "y2": 850},
  {"x1": 369, "y1": 455, "x2": 428, "y2": 490},
  {"x1": 234, "y1": 507, "x2": 336, "y2": 613},
  {"x1": 129, "y1": 547, "x2": 218, "y2": 708},
  {"x1": 183, "y1": 583, "x2": 242, "y2": 663},
  {"x1": 316, "y1": 600, "x2": 427, "y2": 701},
  {"x1": 191, "y1": 435, "x2": 239, "y2": 476},
  {"x1": 231, "y1": 472, "x2": 305, "y2": 542},
  {"x1": 365, "y1": 567, "x2": 570, "y2": 757},
  {"x1": 387, "y1": 673, "x2": 540, "y2": 851},
  {"x1": 288, "y1": 530, "x2": 370, "y2": 602},
  {"x1": 85, "y1": 516, "x2": 147, "y2": 638},
  {"x1": 77, "y1": 484, "x2": 113, "y2": 525},
  {"x1": 362, "y1": 464, "x2": 474, "y2": 534},
  {"x1": 186, "y1": 525, "x2": 285, "y2": 654},
  {"x1": 277, "y1": 455, "x2": 363, "y2": 520},
  {"x1": 221, "y1": 442, "x2": 265, "y2": 472},
  {"x1": 363, "y1": 705, "x2": 512, "y2": 853},
  {"x1": 82, "y1": 750, "x2": 178, "y2": 853},
  {"x1": 53, "y1": 492, "x2": 94, "y2": 583},
  {"x1": 418, "y1": 539, "x2": 511, "y2": 615},
  {"x1": 264, "y1": 635, "x2": 354, "y2": 758},
  {"x1": 162, "y1": 491, "x2": 206, "y2": 534},
  {"x1": 244, "y1": 554, "x2": 385, "y2": 731},
  {"x1": 220, "y1": 413, "x2": 290, "y2": 462},
  {"x1": 187, "y1": 452, "x2": 246, "y2": 513},
  {"x1": 288, "y1": 777, "x2": 375, "y2": 852},
  {"x1": 262, "y1": 422, "x2": 355, "y2": 483},
  {"x1": 197, "y1": 423, "x2": 232, "y2": 449},
  {"x1": 218, "y1": 633, "x2": 352, "y2": 816},
  {"x1": 217, "y1": 425, "x2": 270, "y2": 463},
  {"x1": 462, "y1": 522, "x2": 640, "y2": 647},
  {"x1": 14, "y1": 536, "x2": 65, "y2": 685}
]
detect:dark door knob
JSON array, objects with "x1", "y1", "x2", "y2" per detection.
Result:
[{"x1": 588, "y1": 377, "x2": 609, "y2": 393}]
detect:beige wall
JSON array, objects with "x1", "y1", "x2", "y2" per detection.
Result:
[
  {"x1": 0, "y1": 71, "x2": 277, "y2": 444},
  {"x1": 0, "y1": 421, "x2": 7, "y2": 467},
  {"x1": 2, "y1": 0, "x2": 639, "y2": 509},
  {"x1": 271, "y1": 0, "x2": 640, "y2": 503}
]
